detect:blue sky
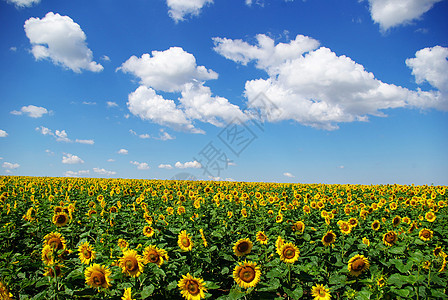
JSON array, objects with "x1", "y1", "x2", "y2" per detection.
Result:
[{"x1": 1, "y1": 0, "x2": 447, "y2": 185}]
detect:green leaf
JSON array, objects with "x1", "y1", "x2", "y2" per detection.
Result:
[
  {"x1": 355, "y1": 290, "x2": 371, "y2": 300},
  {"x1": 431, "y1": 289, "x2": 448, "y2": 299},
  {"x1": 388, "y1": 273, "x2": 405, "y2": 288},
  {"x1": 141, "y1": 284, "x2": 154, "y2": 299},
  {"x1": 227, "y1": 288, "x2": 246, "y2": 300},
  {"x1": 205, "y1": 281, "x2": 220, "y2": 289},
  {"x1": 389, "y1": 246, "x2": 405, "y2": 254},
  {"x1": 258, "y1": 278, "x2": 281, "y2": 292},
  {"x1": 283, "y1": 286, "x2": 303, "y2": 299},
  {"x1": 329, "y1": 274, "x2": 347, "y2": 285},
  {"x1": 167, "y1": 280, "x2": 178, "y2": 291},
  {"x1": 392, "y1": 288, "x2": 410, "y2": 298}
]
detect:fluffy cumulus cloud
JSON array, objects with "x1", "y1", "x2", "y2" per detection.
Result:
[
  {"x1": 117, "y1": 149, "x2": 128, "y2": 155},
  {"x1": 3, "y1": 162, "x2": 20, "y2": 170},
  {"x1": 0, "y1": 130, "x2": 8, "y2": 137},
  {"x1": 7, "y1": 0, "x2": 40, "y2": 8},
  {"x1": 175, "y1": 160, "x2": 202, "y2": 169},
  {"x1": 35, "y1": 126, "x2": 94, "y2": 143},
  {"x1": 64, "y1": 170, "x2": 90, "y2": 177},
  {"x1": 121, "y1": 47, "x2": 246, "y2": 132},
  {"x1": 120, "y1": 47, "x2": 217, "y2": 92},
  {"x1": 214, "y1": 34, "x2": 447, "y2": 130},
  {"x1": 283, "y1": 172, "x2": 295, "y2": 178},
  {"x1": 166, "y1": 0, "x2": 213, "y2": 22},
  {"x1": 130, "y1": 161, "x2": 150, "y2": 170},
  {"x1": 93, "y1": 168, "x2": 116, "y2": 176},
  {"x1": 62, "y1": 153, "x2": 84, "y2": 164},
  {"x1": 11, "y1": 105, "x2": 49, "y2": 118},
  {"x1": 367, "y1": 0, "x2": 443, "y2": 31},
  {"x1": 158, "y1": 163, "x2": 173, "y2": 169},
  {"x1": 24, "y1": 12, "x2": 103, "y2": 73}
]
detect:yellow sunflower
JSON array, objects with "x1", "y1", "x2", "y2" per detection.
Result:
[
  {"x1": 322, "y1": 231, "x2": 336, "y2": 247},
  {"x1": 433, "y1": 246, "x2": 443, "y2": 257},
  {"x1": 122, "y1": 287, "x2": 135, "y2": 300},
  {"x1": 0, "y1": 281, "x2": 13, "y2": 300},
  {"x1": 256, "y1": 231, "x2": 268, "y2": 245},
  {"x1": 117, "y1": 238, "x2": 129, "y2": 249},
  {"x1": 199, "y1": 229, "x2": 208, "y2": 247},
  {"x1": 233, "y1": 260, "x2": 261, "y2": 289},
  {"x1": 382, "y1": 231, "x2": 397, "y2": 247},
  {"x1": 419, "y1": 228, "x2": 433, "y2": 241},
  {"x1": 347, "y1": 254, "x2": 370, "y2": 276},
  {"x1": 41, "y1": 245, "x2": 56, "y2": 266},
  {"x1": 279, "y1": 242, "x2": 300, "y2": 264},
  {"x1": 377, "y1": 276, "x2": 386, "y2": 287},
  {"x1": 339, "y1": 221, "x2": 352, "y2": 235},
  {"x1": 52, "y1": 212, "x2": 70, "y2": 227},
  {"x1": 362, "y1": 237, "x2": 370, "y2": 246},
  {"x1": 233, "y1": 238, "x2": 253, "y2": 256},
  {"x1": 292, "y1": 221, "x2": 305, "y2": 234},
  {"x1": 311, "y1": 284, "x2": 331, "y2": 300},
  {"x1": 143, "y1": 226, "x2": 155, "y2": 238},
  {"x1": 276, "y1": 236, "x2": 285, "y2": 255},
  {"x1": 78, "y1": 242, "x2": 96, "y2": 265},
  {"x1": 118, "y1": 249, "x2": 144, "y2": 277},
  {"x1": 43, "y1": 232, "x2": 66, "y2": 250},
  {"x1": 392, "y1": 216, "x2": 401, "y2": 227},
  {"x1": 178, "y1": 230, "x2": 193, "y2": 251},
  {"x1": 43, "y1": 265, "x2": 63, "y2": 278},
  {"x1": 85, "y1": 264, "x2": 112, "y2": 289},
  {"x1": 142, "y1": 245, "x2": 168, "y2": 267},
  {"x1": 178, "y1": 273, "x2": 207, "y2": 300},
  {"x1": 425, "y1": 211, "x2": 436, "y2": 222},
  {"x1": 276, "y1": 213, "x2": 283, "y2": 223},
  {"x1": 371, "y1": 220, "x2": 380, "y2": 231}
]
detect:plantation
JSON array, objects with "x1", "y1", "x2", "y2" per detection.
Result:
[{"x1": 0, "y1": 176, "x2": 447, "y2": 299}]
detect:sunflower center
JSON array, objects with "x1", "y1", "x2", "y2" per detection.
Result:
[
  {"x1": 83, "y1": 249, "x2": 91, "y2": 259},
  {"x1": 352, "y1": 258, "x2": 365, "y2": 271},
  {"x1": 181, "y1": 237, "x2": 190, "y2": 247},
  {"x1": 318, "y1": 288, "x2": 326, "y2": 296},
  {"x1": 48, "y1": 238, "x2": 62, "y2": 250},
  {"x1": 283, "y1": 247, "x2": 295, "y2": 259},
  {"x1": 92, "y1": 271, "x2": 105, "y2": 285},
  {"x1": 187, "y1": 280, "x2": 200, "y2": 295},
  {"x1": 56, "y1": 215, "x2": 67, "y2": 224},
  {"x1": 125, "y1": 257, "x2": 138, "y2": 271},
  {"x1": 239, "y1": 266, "x2": 256, "y2": 283},
  {"x1": 148, "y1": 252, "x2": 159, "y2": 263},
  {"x1": 422, "y1": 230, "x2": 430, "y2": 238},
  {"x1": 386, "y1": 233, "x2": 396, "y2": 243},
  {"x1": 237, "y1": 242, "x2": 249, "y2": 253},
  {"x1": 259, "y1": 234, "x2": 267, "y2": 241},
  {"x1": 324, "y1": 233, "x2": 334, "y2": 243}
]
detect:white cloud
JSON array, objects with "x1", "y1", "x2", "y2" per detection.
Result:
[
  {"x1": 406, "y1": 46, "x2": 448, "y2": 92},
  {"x1": 82, "y1": 101, "x2": 97, "y2": 105},
  {"x1": 158, "y1": 164, "x2": 173, "y2": 169},
  {"x1": 107, "y1": 159, "x2": 115, "y2": 162},
  {"x1": 3, "y1": 162, "x2": 20, "y2": 169},
  {"x1": 0, "y1": 130, "x2": 8, "y2": 137},
  {"x1": 93, "y1": 167, "x2": 116, "y2": 176},
  {"x1": 283, "y1": 172, "x2": 295, "y2": 178},
  {"x1": 62, "y1": 153, "x2": 84, "y2": 164},
  {"x1": 127, "y1": 85, "x2": 201, "y2": 133},
  {"x1": 7, "y1": 0, "x2": 40, "y2": 8},
  {"x1": 166, "y1": 0, "x2": 213, "y2": 22},
  {"x1": 367, "y1": 0, "x2": 443, "y2": 31},
  {"x1": 45, "y1": 149, "x2": 55, "y2": 156},
  {"x1": 129, "y1": 129, "x2": 137, "y2": 135},
  {"x1": 214, "y1": 34, "x2": 447, "y2": 129},
  {"x1": 75, "y1": 139, "x2": 94, "y2": 145},
  {"x1": 175, "y1": 160, "x2": 202, "y2": 169},
  {"x1": 117, "y1": 149, "x2": 128, "y2": 155},
  {"x1": 245, "y1": 0, "x2": 265, "y2": 7},
  {"x1": 11, "y1": 105, "x2": 49, "y2": 118},
  {"x1": 64, "y1": 170, "x2": 90, "y2": 177},
  {"x1": 101, "y1": 55, "x2": 110, "y2": 62},
  {"x1": 24, "y1": 12, "x2": 103, "y2": 73},
  {"x1": 130, "y1": 161, "x2": 150, "y2": 170},
  {"x1": 139, "y1": 133, "x2": 150, "y2": 139},
  {"x1": 10, "y1": 47, "x2": 17, "y2": 52},
  {"x1": 107, "y1": 101, "x2": 118, "y2": 108},
  {"x1": 158, "y1": 129, "x2": 175, "y2": 141},
  {"x1": 338, "y1": 165, "x2": 345, "y2": 169},
  {"x1": 55, "y1": 130, "x2": 71, "y2": 142},
  {"x1": 119, "y1": 47, "x2": 217, "y2": 92}
]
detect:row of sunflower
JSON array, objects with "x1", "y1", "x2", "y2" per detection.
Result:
[{"x1": 0, "y1": 175, "x2": 447, "y2": 299}]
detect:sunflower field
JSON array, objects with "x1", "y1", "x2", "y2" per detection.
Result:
[{"x1": 0, "y1": 176, "x2": 447, "y2": 300}]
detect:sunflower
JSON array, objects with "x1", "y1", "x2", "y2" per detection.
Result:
[
  {"x1": 42, "y1": 245, "x2": 56, "y2": 266},
  {"x1": 119, "y1": 249, "x2": 144, "y2": 277},
  {"x1": 382, "y1": 231, "x2": 397, "y2": 247},
  {"x1": 322, "y1": 231, "x2": 336, "y2": 247},
  {"x1": 377, "y1": 276, "x2": 386, "y2": 287},
  {"x1": 122, "y1": 287, "x2": 135, "y2": 300},
  {"x1": 117, "y1": 238, "x2": 129, "y2": 249},
  {"x1": 199, "y1": 229, "x2": 208, "y2": 247},
  {"x1": 276, "y1": 236, "x2": 285, "y2": 255},
  {"x1": 178, "y1": 230, "x2": 193, "y2": 251},
  {"x1": 256, "y1": 231, "x2": 268, "y2": 245},
  {"x1": 303, "y1": 205, "x2": 311, "y2": 214},
  {"x1": 0, "y1": 281, "x2": 13, "y2": 300},
  {"x1": 362, "y1": 237, "x2": 370, "y2": 246},
  {"x1": 347, "y1": 254, "x2": 370, "y2": 276},
  {"x1": 233, "y1": 238, "x2": 253, "y2": 256},
  {"x1": 425, "y1": 211, "x2": 436, "y2": 222},
  {"x1": 434, "y1": 246, "x2": 443, "y2": 257},
  {"x1": 279, "y1": 242, "x2": 300, "y2": 264},
  {"x1": 143, "y1": 226, "x2": 155, "y2": 238},
  {"x1": 178, "y1": 273, "x2": 207, "y2": 300},
  {"x1": 275, "y1": 213, "x2": 283, "y2": 223},
  {"x1": 348, "y1": 218, "x2": 358, "y2": 228},
  {"x1": 419, "y1": 228, "x2": 433, "y2": 241},
  {"x1": 43, "y1": 232, "x2": 67, "y2": 250},
  {"x1": 292, "y1": 221, "x2": 305, "y2": 234},
  {"x1": 392, "y1": 216, "x2": 401, "y2": 227},
  {"x1": 142, "y1": 245, "x2": 168, "y2": 267},
  {"x1": 371, "y1": 220, "x2": 380, "y2": 231},
  {"x1": 311, "y1": 284, "x2": 331, "y2": 300},
  {"x1": 339, "y1": 221, "x2": 352, "y2": 235},
  {"x1": 44, "y1": 265, "x2": 63, "y2": 277},
  {"x1": 233, "y1": 260, "x2": 261, "y2": 289},
  {"x1": 78, "y1": 242, "x2": 96, "y2": 265},
  {"x1": 52, "y1": 212, "x2": 70, "y2": 227},
  {"x1": 85, "y1": 264, "x2": 112, "y2": 289}
]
